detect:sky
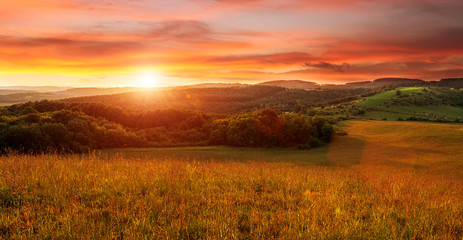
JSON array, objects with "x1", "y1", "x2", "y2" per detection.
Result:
[{"x1": 1, "y1": 0, "x2": 463, "y2": 87}]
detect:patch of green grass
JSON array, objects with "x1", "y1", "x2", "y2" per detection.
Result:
[
  {"x1": 1, "y1": 121, "x2": 463, "y2": 239},
  {"x1": 357, "y1": 87, "x2": 423, "y2": 108}
]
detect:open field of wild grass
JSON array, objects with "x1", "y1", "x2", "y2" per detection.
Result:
[{"x1": 1, "y1": 121, "x2": 463, "y2": 239}]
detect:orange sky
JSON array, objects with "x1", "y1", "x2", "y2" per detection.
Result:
[{"x1": 1, "y1": 0, "x2": 463, "y2": 87}]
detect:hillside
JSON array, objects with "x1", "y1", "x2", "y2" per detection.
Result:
[
  {"x1": 62, "y1": 86, "x2": 377, "y2": 113},
  {"x1": 0, "y1": 87, "x2": 146, "y2": 105},
  {"x1": 371, "y1": 78, "x2": 425, "y2": 87},
  {"x1": 438, "y1": 78, "x2": 463, "y2": 88},
  {"x1": 2, "y1": 78, "x2": 462, "y2": 106},
  {"x1": 356, "y1": 87, "x2": 463, "y2": 121},
  {"x1": 258, "y1": 80, "x2": 318, "y2": 89}
]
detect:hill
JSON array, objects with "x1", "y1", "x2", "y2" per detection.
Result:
[
  {"x1": 372, "y1": 78, "x2": 425, "y2": 87},
  {"x1": 0, "y1": 87, "x2": 144, "y2": 105},
  {"x1": 256, "y1": 78, "x2": 428, "y2": 90},
  {"x1": 62, "y1": 86, "x2": 376, "y2": 113},
  {"x1": 437, "y1": 78, "x2": 463, "y2": 88},
  {"x1": 0, "y1": 92, "x2": 65, "y2": 105},
  {"x1": 355, "y1": 87, "x2": 463, "y2": 121},
  {"x1": 2, "y1": 78, "x2": 462, "y2": 106},
  {"x1": 257, "y1": 80, "x2": 318, "y2": 89}
]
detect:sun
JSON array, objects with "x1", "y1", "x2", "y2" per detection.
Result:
[{"x1": 137, "y1": 72, "x2": 162, "y2": 88}]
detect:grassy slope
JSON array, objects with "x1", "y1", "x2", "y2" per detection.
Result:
[
  {"x1": 356, "y1": 87, "x2": 463, "y2": 120},
  {"x1": 1, "y1": 121, "x2": 462, "y2": 239},
  {"x1": 356, "y1": 87, "x2": 423, "y2": 108}
]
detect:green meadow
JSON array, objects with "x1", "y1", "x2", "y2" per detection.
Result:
[
  {"x1": 355, "y1": 87, "x2": 463, "y2": 121},
  {"x1": 356, "y1": 87, "x2": 424, "y2": 108},
  {"x1": 1, "y1": 120, "x2": 462, "y2": 239}
]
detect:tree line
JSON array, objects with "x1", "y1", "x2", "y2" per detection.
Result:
[{"x1": 0, "y1": 101, "x2": 334, "y2": 153}]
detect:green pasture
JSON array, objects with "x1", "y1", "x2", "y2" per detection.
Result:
[{"x1": 357, "y1": 87, "x2": 424, "y2": 108}]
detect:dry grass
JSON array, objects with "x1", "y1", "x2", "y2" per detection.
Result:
[
  {"x1": 1, "y1": 154, "x2": 462, "y2": 239},
  {"x1": 1, "y1": 121, "x2": 463, "y2": 239}
]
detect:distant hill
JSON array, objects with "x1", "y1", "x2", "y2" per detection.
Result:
[
  {"x1": 372, "y1": 78, "x2": 425, "y2": 87},
  {"x1": 0, "y1": 92, "x2": 65, "y2": 104},
  {"x1": 258, "y1": 78, "x2": 430, "y2": 89},
  {"x1": 176, "y1": 83, "x2": 247, "y2": 89},
  {"x1": 0, "y1": 87, "x2": 144, "y2": 105},
  {"x1": 52, "y1": 87, "x2": 140, "y2": 97},
  {"x1": 63, "y1": 86, "x2": 286, "y2": 113},
  {"x1": 345, "y1": 81, "x2": 373, "y2": 87},
  {"x1": 62, "y1": 85, "x2": 375, "y2": 113},
  {"x1": 438, "y1": 78, "x2": 463, "y2": 88},
  {"x1": 0, "y1": 90, "x2": 31, "y2": 95},
  {"x1": 258, "y1": 80, "x2": 318, "y2": 89},
  {"x1": 0, "y1": 86, "x2": 68, "y2": 92},
  {"x1": 2, "y1": 78, "x2": 462, "y2": 106}
]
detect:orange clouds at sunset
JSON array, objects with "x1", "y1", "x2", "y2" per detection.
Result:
[{"x1": 1, "y1": 0, "x2": 463, "y2": 87}]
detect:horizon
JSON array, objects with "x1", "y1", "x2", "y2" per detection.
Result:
[
  {"x1": 0, "y1": 77, "x2": 452, "y2": 90},
  {"x1": 1, "y1": 0, "x2": 463, "y2": 87}
]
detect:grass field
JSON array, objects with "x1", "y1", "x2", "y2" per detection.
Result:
[
  {"x1": 357, "y1": 87, "x2": 424, "y2": 108},
  {"x1": 1, "y1": 121, "x2": 462, "y2": 239},
  {"x1": 355, "y1": 87, "x2": 463, "y2": 121}
]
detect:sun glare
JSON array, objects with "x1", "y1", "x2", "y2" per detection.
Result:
[{"x1": 138, "y1": 72, "x2": 162, "y2": 88}]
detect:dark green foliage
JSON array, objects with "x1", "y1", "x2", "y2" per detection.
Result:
[
  {"x1": 0, "y1": 101, "x2": 335, "y2": 153},
  {"x1": 372, "y1": 78, "x2": 425, "y2": 87},
  {"x1": 0, "y1": 105, "x2": 144, "y2": 153},
  {"x1": 209, "y1": 109, "x2": 332, "y2": 148},
  {"x1": 438, "y1": 78, "x2": 463, "y2": 88}
]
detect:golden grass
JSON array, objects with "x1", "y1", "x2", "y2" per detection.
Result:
[{"x1": 1, "y1": 121, "x2": 463, "y2": 239}]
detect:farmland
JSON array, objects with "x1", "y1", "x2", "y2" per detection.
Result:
[{"x1": 1, "y1": 121, "x2": 462, "y2": 239}]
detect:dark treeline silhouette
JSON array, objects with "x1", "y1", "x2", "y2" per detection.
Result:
[
  {"x1": 436, "y1": 78, "x2": 463, "y2": 88},
  {"x1": 0, "y1": 101, "x2": 334, "y2": 153}
]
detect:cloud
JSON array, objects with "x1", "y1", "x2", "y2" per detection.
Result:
[
  {"x1": 0, "y1": 35, "x2": 142, "y2": 56},
  {"x1": 144, "y1": 20, "x2": 213, "y2": 41},
  {"x1": 305, "y1": 61, "x2": 351, "y2": 73},
  {"x1": 1, "y1": 0, "x2": 463, "y2": 85},
  {"x1": 209, "y1": 52, "x2": 316, "y2": 65}
]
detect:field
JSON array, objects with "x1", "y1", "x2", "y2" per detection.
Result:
[
  {"x1": 356, "y1": 87, "x2": 463, "y2": 121},
  {"x1": 356, "y1": 87, "x2": 424, "y2": 108},
  {"x1": 1, "y1": 121, "x2": 463, "y2": 239}
]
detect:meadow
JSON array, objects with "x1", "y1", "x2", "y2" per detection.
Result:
[
  {"x1": 1, "y1": 121, "x2": 463, "y2": 239},
  {"x1": 356, "y1": 87, "x2": 463, "y2": 121},
  {"x1": 356, "y1": 87, "x2": 424, "y2": 108}
]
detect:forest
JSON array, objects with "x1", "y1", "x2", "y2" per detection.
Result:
[{"x1": 0, "y1": 101, "x2": 334, "y2": 153}]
